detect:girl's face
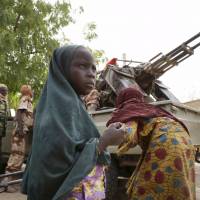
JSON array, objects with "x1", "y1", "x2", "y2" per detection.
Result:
[{"x1": 69, "y1": 47, "x2": 96, "y2": 95}]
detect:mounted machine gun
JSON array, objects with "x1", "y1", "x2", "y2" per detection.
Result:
[{"x1": 97, "y1": 32, "x2": 200, "y2": 105}]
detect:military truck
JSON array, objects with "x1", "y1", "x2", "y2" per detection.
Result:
[{"x1": 89, "y1": 32, "x2": 200, "y2": 199}]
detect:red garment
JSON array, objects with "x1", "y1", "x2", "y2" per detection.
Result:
[
  {"x1": 106, "y1": 88, "x2": 188, "y2": 132},
  {"x1": 106, "y1": 58, "x2": 117, "y2": 66}
]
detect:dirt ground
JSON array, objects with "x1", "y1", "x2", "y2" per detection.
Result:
[
  {"x1": 0, "y1": 192, "x2": 26, "y2": 200},
  {"x1": 0, "y1": 163, "x2": 200, "y2": 200}
]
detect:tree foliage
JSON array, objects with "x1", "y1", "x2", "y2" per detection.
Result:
[
  {"x1": 84, "y1": 22, "x2": 107, "y2": 69},
  {"x1": 0, "y1": 0, "x2": 73, "y2": 101},
  {"x1": 83, "y1": 22, "x2": 98, "y2": 42},
  {"x1": 0, "y1": 0, "x2": 107, "y2": 108}
]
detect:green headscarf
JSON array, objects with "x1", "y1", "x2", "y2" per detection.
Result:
[{"x1": 22, "y1": 45, "x2": 110, "y2": 200}]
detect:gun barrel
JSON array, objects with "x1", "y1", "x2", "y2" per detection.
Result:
[
  {"x1": 165, "y1": 32, "x2": 200, "y2": 58},
  {"x1": 192, "y1": 41, "x2": 200, "y2": 50},
  {"x1": 183, "y1": 32, "x2": 200, "y2": 45},
  {"x1": 143, "y1": 32, "x2": 200, "y2": 78}
]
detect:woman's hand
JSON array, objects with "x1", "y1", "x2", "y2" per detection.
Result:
[{"x1": 98, "y1": 122, "x2": 127, "y2": 152}]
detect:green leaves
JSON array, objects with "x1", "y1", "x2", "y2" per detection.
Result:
[
  {"x1": 0, "y1": 0, "x2": 107, "y2": 107},
  {"x1": 0, "y1": 0, "x2": 73, "y2": 105},
  {"x1": 83, "y1": 22, "x2": 98, "y2": 42}
]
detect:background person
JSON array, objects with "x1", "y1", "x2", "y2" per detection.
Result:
[
  {"x1": 4, "y1": 85, "x2": 33, "y2": 192},
  {"x1": 0, "y1": 84, "x2": 9, "y2": 172}
]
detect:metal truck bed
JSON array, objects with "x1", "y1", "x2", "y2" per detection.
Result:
[{"x1": 89, "y1": 100, "x2": 200, "y2": 154}]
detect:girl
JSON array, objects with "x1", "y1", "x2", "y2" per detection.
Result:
[{"x1": 22, "y1": 45, "x2": 126, "y2": 200}]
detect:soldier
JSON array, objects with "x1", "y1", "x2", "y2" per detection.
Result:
[
  {"x1": 4, "y1": 85, "x2": 33, "y2": 192},
  {"x1": 83, "y1": 89, "x2": 100, "y2": 112},
  {"x1": 0, "y1": 84, "x2": 9, "y2": 166}
]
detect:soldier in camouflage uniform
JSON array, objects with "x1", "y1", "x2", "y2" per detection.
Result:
[
  {"x1": 3, "y1": 85, "x2": 33, "y2": 192},
  {"x1": 0, "y1": 84, "x2": 9, "y2": 165},
  {"x1": 83, "y1": 89, "x2": 100, "y2": 112}
]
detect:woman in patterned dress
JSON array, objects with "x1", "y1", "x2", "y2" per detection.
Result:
[{"x1": 107, "y1": 87, "x2": 196, "y2": 200}]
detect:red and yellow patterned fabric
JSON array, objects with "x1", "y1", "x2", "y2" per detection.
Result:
[{"x1": 119, "y1": 117, "x2": 196, "y2": 200}]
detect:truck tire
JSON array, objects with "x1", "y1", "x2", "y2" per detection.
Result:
[{"x1": 105, "y1": 158, "x2": 119, "y2": 200}]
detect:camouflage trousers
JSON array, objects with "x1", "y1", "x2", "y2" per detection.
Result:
[{"x1": 6, "y1": 129, "x2": 26, "y2": 173}]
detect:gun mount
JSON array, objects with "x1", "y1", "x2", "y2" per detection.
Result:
[{"x1": 97, "y1": 32, "x2": 200, "y2": 105}]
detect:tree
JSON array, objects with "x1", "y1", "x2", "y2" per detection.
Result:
[
  {"x1": 0, "y1": 0, "x2": 73, "y2": 102},
  {"x1": 83, "y1": 22, "x2": 107, "y2": 69},
  {"x1": 83, "y1": 22, "x2": 98, "y2": 42}
]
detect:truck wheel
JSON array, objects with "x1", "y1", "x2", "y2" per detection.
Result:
[{"x1": 105, "y1": 158, "x2": 118, "y2": 200}]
